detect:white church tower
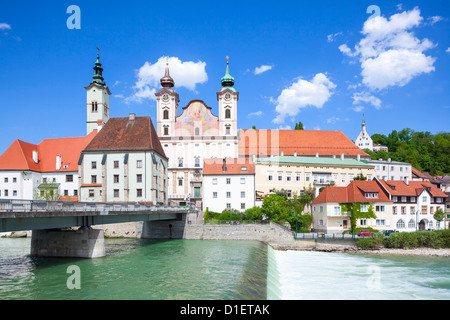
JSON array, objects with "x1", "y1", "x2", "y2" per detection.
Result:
[
  {"x1": 155, "y1": 58, "x2": 180, "y2": 137},
  {"x1": 85, "y1": 48, "x2": 111, "y2": 135},
  {"x1": 217, "y1": 56, "x2": 238, "y2": 137},
  {"x1": 355, "y1": 115, "x2": 374, "y2": 151}
]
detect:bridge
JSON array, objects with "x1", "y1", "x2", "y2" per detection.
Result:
[{"x1": 0, "y1": 200, "x2": 197, "y2": 259}]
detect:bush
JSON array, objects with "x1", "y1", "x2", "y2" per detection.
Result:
[
  {"x1": 356, "y1": 233, "x2": 384, "y2": 249},
  {"x1": 384, "y1": 232, "x2": 419, "y2": 249},
  {"x1": 416, "y1": 231, "x2": 445, "y2": 248}
]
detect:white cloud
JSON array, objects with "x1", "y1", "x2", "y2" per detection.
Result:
[
  {"x1": 326, "y1": 117, "x2": 340, "y2": 124},
  {"x1": 248, "y1": 110, "x2": 263, "y2": 117},
  {"x1": 352, "y1": 91, "x2": 382, "y2": 109},
  {"x1": 427, "y1": 16, "x2": 444, "y2": 25},
  {"x1": 254, "y1": 65, "x2": 273, "y2": 75},
  {"x1": 446, "y1": 47, "x2": 450, "y2": 53},
  {"x1": 126, "y1": 56, "x2": 207, "y2": 103},
  {"x1": 272, "y1": 73, "x2": 336, "y2": 124},
  {"x1": 0, "y1": 23, "x2": 11, "y2": 30},
  {"x1": 278, "y1": 125, "x2": 292, "y2": 130},
  {"x1": 327, "y1": 32, "x2": 343, "y2": 42},
  {"x1": 340, "y1": 7, "x2": 436, "y2": 91}
]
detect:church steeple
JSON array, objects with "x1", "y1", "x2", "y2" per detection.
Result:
[
  {"x1": 221, "y1": 56, "x2": 235, "y2": 88},
  {"x1": 160, "y1": 57, "x2": 175, "y2": 88},
  {"x1": 91, "y1": 47, "x2": 106, "y2": 86},
  {"x1": 85, "y1": 47, "x2": 111, "y2": 135}
]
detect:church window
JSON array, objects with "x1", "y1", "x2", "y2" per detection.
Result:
[
  {"x1": 163, "y1": 110, "x2": 169, "y2": 120},
  {"x1": 164, "y1": 127, "x2": 169, "y2": 136},
  {"x1": 225, "y1": 126, "x2": 230, "y2": 135},
  {"x1": 92, "y1": 101, "x2": 98, "y2": 112},
  {"x1": 195, "y1": 157, "x2": 200, "y2": 167},
  {"x1": 225, "y1": 109, "x2": 231, "y2": 119}
]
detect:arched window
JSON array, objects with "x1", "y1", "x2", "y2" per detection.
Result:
[
  {"x1": 396, "y1": 219, "x2": 405, "y2": 229},
  {"x1": 225, "y1": 109, "x2": 231, "y2": 119},
  {"x1": 408, "y1": 219, "x2": 416, "y2": 229},
  {"x1": 195, "y1": 127, "x2": 200, "y2": 136},
  {"x1": 163, "y1": 110, "x2": 169, "y2": 120},
  {"x1": 92, "y1": 101, "x2": 98, "y2": 112}
]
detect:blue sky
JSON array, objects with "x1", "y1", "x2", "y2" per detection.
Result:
[{"x1": 0, "y1": 0, "x2": 449, "y2": 154}]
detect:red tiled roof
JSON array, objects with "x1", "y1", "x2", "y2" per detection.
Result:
[
  {"x1": 378, "y1": 180, "x2": 447, "y2": 198},
  {"x1": 313, "y1": 180, "x2": 392, "y2": 204},
  {"x1": 203, "y1": 158, "x2": 254, "y2": 175},
  {"x1": 0, "y1": 131, "x2": 97, "y2": 172},
  {"x1": 83, "y1": 116, "x2": 166, "y2": 159},
  {"x1": 238, "y1": 129, "x2": 369, "y2": 157}
]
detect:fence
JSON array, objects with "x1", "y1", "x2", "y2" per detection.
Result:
[
  {"x1": 295, "y1": 232, "x2": 358, "y2": 239},
  {"x1": 0, "y1": 199, "x2": 193, "y2": 213}
]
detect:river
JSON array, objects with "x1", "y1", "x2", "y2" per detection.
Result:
[{"x1": 0, "y1": 238, "x2": 448, "y2": 300}]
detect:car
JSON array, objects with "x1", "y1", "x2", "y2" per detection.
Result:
[
  {"x1": 357, "y1": 230, "x2": 374, "y2": 236},
  {"x1": 380, "y1": 229, "x2": 397, "y2": 236}
]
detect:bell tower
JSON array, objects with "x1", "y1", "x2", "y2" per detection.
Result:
[
  {"x1": 155, "y1": 57, "x2": 180, "y2": 137},
  {"x1": 85, "y1": 47, "x2": 111, "y2": 135},
  {"x1": 217, "y1": 56, "x2": 238, "y2": 137}
]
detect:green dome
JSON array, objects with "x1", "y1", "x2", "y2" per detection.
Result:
[{"x1": 221, "y1": 58, "x2": 234, "y2": 88}]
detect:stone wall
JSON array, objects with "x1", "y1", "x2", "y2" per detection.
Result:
[{"x1": 90, "y1": 217, "x2": 358, "y2": 252}]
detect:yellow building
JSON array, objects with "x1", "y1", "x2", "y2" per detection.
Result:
[{"x1": 254, "y1": 155, "x2": 376, "y2": 199}]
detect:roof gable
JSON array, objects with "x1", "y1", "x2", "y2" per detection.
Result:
[{"x1": 83, "y1": 116, "x2": 166, "y2": 158}]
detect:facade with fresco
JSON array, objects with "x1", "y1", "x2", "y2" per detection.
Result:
[{"x1": 156, "y1": 58, "x2": 239, "y2": 208}]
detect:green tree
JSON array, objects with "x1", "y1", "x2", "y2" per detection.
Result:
[
  {"x1": 433, "y1": 209, "x2": 445, "y2": 230},
  {"x1": 33, "y1": 183, "x2": 61, "y2": 201},
  {"x1": 294, "y1": 121, "x2": 304, "y2": 130}
]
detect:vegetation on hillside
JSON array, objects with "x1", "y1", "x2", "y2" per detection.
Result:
[{"x1": 365, "y1": 129, "x2": 450, "y2": 175}]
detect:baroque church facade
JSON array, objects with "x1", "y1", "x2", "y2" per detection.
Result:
[{"x1": 156, "y1": 58, "x2": 239, "y2": 208}]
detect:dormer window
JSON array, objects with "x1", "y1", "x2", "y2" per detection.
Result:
[{"x1": 365, "y1": 192, "x2": 378, "y2": 198}]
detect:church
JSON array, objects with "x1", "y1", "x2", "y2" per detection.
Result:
[{"x1": 156, "y1": 57, "x2": 239, "y2": 208}]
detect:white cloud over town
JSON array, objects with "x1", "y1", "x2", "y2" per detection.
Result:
[
  {"x1": 254, "y1": 65, "x2": 273, "y2": 75},
  {"x1": 339, "y1": 7, "x2": 436, "y2": 92},
  {"x1": 126, "y1": 56, "x2": 208, "y2": 103},
  {"x1": 0, "y1": 23, "x2": 11, "y2": 30},
  {"x1": 272, "y1": 73, "x2": 336, "y2": 124}
]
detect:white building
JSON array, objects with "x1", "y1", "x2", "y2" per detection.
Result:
[
  {"x1": 203, "y1": 158, "x2": 255, "y2": 213},
  {"x1": 368, "y1": 159, "x2": 412, "y2": 182},
  {"x1": 311, "y1": 180, "x2": 393, "y2": 234},
  {"x1": 79, "y1": 114, "x2": 168, "y2": 204},
  {"x1": 376, "y1": 179, "x2": 447, "y2": 231},
  {"x1": 355, "y1": 116, "x2": 374, "y2": 151},
  {"x1": 0, "y1": 134, "x2": 96, "y2": 201},
  {"x1": 156, "y1": 58, "x2": 239, "y2": 208}
]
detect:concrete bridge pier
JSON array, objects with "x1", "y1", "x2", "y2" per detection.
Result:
[{"x1": 31, "y1": 228, "x2": 106, "y2": 259}]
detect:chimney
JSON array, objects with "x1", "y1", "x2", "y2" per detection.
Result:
[
  {"x1": 129, "y1": 113, "x2": 136, "y2": 121},
  {"x1": 56, "y1": 155, "x2": 62, "y2": 170},
  {"x1": 97, "y1": 120, "x2": 104, "y2": 132},
  {"x1": 32, "y1": 151, "x2": 38, "y2": 164}
]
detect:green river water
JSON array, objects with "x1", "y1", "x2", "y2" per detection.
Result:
[{"x1": 0, "y1": 238, "x2": 449, "y2": 300}]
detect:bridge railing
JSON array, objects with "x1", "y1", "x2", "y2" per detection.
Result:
[{"x1": 0, "y1": 199, "x2": 193, "y2": 213}]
